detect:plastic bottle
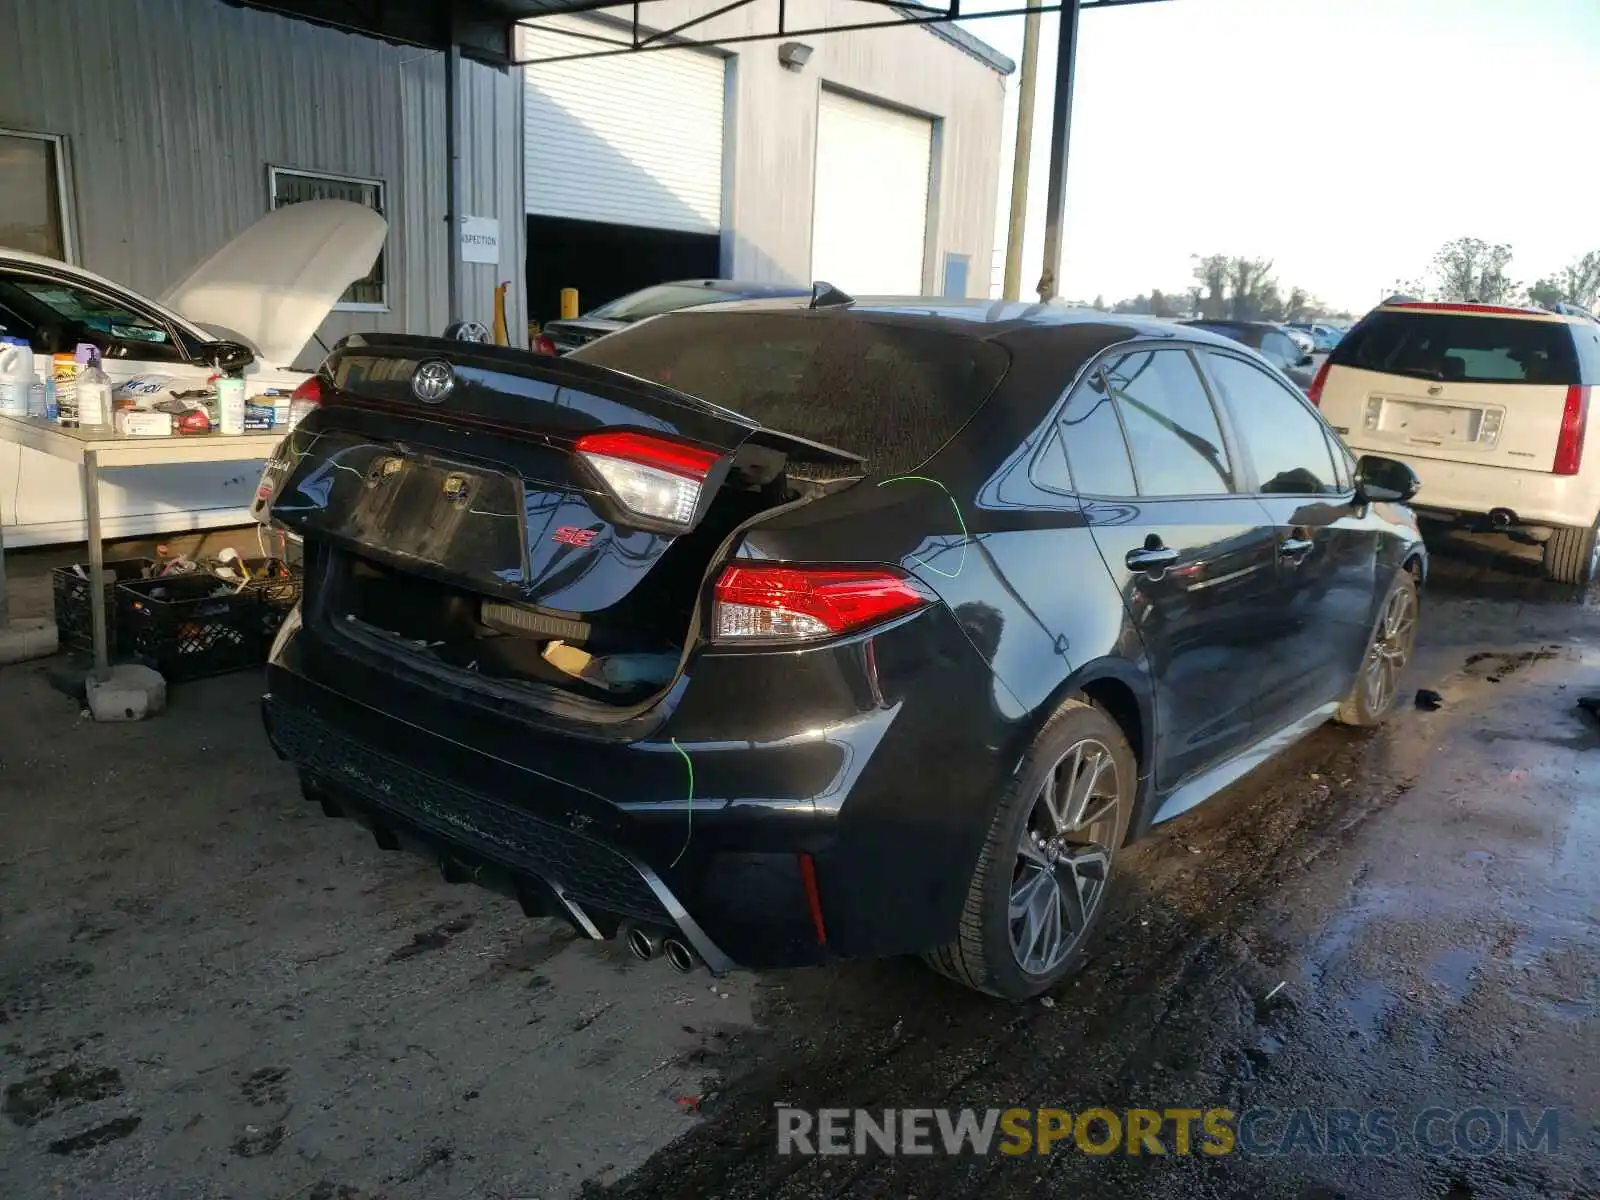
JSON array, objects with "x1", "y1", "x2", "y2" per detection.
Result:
[
  {"x1": 217, "y1": 373, "x2": 246, "y2": 435},
  {"x1": 0, "y1": 336, "x2": 32, "y2": 417},
  {"x1": 77, "y1": 350, "x2": 113, "y2": 430},
  {"x1": 27, "y1": 376, "x2": 44, "y2": 418}
]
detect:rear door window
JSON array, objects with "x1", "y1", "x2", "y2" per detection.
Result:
[
  {"x1": 572, "y1": 311, "x2": 1009, "y2": 476},
  {"x1": 1333, "y1": 311, "x2": 1580, "y2": 386},
  {"x1": 1205, "y1": 352, "x2": 1341, "y2": 495},
  {"x1": 1048, "y1": 369, "x2": 1136, "y2": 497},
  {"x1": 1102, "y1": 349, "x2": 1235, "y2": 497}
]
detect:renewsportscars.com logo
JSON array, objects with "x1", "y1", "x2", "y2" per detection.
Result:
[{"x1": 774, "y1": 1106, "x2": 1564, "y2": 1158}]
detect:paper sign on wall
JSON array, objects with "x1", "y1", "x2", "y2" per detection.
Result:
[{"x1": 460, "y1": 216, "x2": 500, "y2": 265}]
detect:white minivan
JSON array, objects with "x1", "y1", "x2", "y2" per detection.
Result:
[
  {"x1": 0, "y1": 199, "x2": 385, "y2": 547},
  {"x1": 1312, "y1": 301, "x2": 1600, "y2": 584}
]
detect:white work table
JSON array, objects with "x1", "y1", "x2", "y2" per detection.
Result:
[{"x1": 0, "y1": 414, "x2": 285, "y2": 679}]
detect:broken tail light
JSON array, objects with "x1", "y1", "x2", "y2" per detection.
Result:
[
  {"x1": 711, "y1": 565, "x2": 928, "y2": 642},
  {"x1": 575, "y1": 430, "x2": 723, "y2": 531}
]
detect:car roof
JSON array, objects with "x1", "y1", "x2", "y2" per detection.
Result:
[
  {"x1": 662, "y1": 279, "x2": 810, "y2": 298},
  {"x1": 1372, "y1": 300, "x2": 1585, "y2": 326},
  {"x1": 677, "y1": 295, "x2": 1251, "y2": 350},
  {"x1": 1179, "y1": 318, "x2": 1280, "y2": 332}
]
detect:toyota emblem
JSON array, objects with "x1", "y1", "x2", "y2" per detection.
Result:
[{"x1": 412, "y1": 360, "x2": 455, "y2": 404}]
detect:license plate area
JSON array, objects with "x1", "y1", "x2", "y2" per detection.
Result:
[{"x1": 1377, "y1": 398, "x2": 1483, "y2": 444}]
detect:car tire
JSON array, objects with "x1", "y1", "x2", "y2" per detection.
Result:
[
  {"x1": 1541, "y1": 522, "x2": 1600, "y2": 586},
  {"x1": 924, "y1": 698, "x2": 1135, "y2": 1001},
  {"x1": 1335, "y1": 568, "x2": 1419, "y2": 727}
]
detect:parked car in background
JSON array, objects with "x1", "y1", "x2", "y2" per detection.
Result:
[
  {"x1": 1288, "y1": 322, "x2": 1345, "y2": 353},
  {"x1": 1311, "y1": 299, "x2": 1600, "y2": 584},
  {"x1": 258, "y1": 299, "x2": 1426, "y2": 1001},
  {"x1": 536, "y1": 279, "x2": 810, "y2": 354},
  {"x1": 0, "y1": 200, "x2": 385, "y2": 547},
  {"x1": 1282, "y1": 326, "x2": 1317, "y2": 357},
  {"x1": 1177, "y1": 319, "x2": 1316, "y2": 389}
]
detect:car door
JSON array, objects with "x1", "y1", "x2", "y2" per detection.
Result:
[
  {"x1": 1199, "y1": 349, "x2": 1379, "y2": 723},
  {"x1": 1058, "y1": 345, "x2": 1281, "y2": 791}
]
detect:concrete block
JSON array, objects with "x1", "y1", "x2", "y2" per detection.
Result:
[
  {"x1": 85, "y1": 664, "x2": 168, "y2": 722},
  {"x1": 0, "y1": 618, "x2": 59, "y2": 665}
]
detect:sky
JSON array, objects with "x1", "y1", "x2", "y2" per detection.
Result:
[{"x1": 958, "y1": 0, "x2": 1600, "y2": 312}]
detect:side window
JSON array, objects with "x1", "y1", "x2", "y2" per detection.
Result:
[
  {"x1": 1263, "y1": 331, "x2": 1296, "y2": 368},
  {"x1": 1031, "y1": 425, "x2": 1076, "y2": 493},
  {"x1": 0, "y1": 273, "x2": 187, "y2": 363},
  {"x1": 1050, "y1": 368, "x2": 1136, "y2": 497},
  {"x1": 1102, "y1": 349, "x2": 1234, "y2": 497},
  {"x1": 1206, "y1": 352, "x2": 1341, "y2": 496}
]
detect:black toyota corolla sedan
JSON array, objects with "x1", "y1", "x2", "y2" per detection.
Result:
[{"x1": 256, "y1": 297, "x2": 1426, "y2": 1000}]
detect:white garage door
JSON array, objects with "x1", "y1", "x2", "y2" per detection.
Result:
[
  {"x1": 521, "y1": 21, "x2": 725, "y2": 233},
  {"x1": 811, "y1": 89, "x2": 933, "y2": 295}
]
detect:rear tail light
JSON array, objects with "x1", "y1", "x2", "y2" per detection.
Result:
[
  {"x1": 531, "y1": 334, "x2": 558, "y2": 356},
  {"x1": 711, "y1": 565, "x2": 928, "y2": 642},
  {"x1": 575, "y1": 430, "x2": 723, "y2": 529},
  {"x1": 288, "y1": 375, "x2": 322, "y2": 428},
  {"x1": 1554, "y1": 385, "x2": 1589, "y2": 475},
  {"x1": 1306, "y1": 359, "x2": 1332, "y2": 407}
]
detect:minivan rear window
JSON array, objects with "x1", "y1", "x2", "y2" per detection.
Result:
[
  {"x1": 1332, "y1": 311, "x2": 1579, "y2": 386},
  {"x1": 572, "y1": 311, "x2": 1009, "y2": 475}
]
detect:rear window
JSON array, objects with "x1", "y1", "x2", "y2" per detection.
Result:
[
  {"x1": 571, "y1": 311, "x2": 1009, "y2": 475},
  {"x1": 1332, "y1": 311, "x2": 1579, "y2": 385}
]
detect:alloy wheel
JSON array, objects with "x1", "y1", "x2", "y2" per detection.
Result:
[
  {"x1": 1362, "y1": 584, "x2": 1416, "y2": 715},
  {"x1": 1009, "y1": 738, "x2": 1122, "y2": 976}
]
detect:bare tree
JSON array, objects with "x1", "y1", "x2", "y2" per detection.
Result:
[
  {"x1": 1192, "y1": 255, "x2": 1230, "y2": 320},
  {"x1": 1430, "y1": 237, "x2": 1517, "y2": 304},
  {"x1": 1533, "y1": 250, "x2": 1600, "y2": 310},
  {"x1": 1228, "y1": 257, "x2": 1275, "y2": 320}
]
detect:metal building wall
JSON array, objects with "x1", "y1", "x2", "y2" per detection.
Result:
[
  {"x1": 1, "y1": 0, "x2": 525, "y2": 366},
  {"x1": 516, "y1": 3, "x2": 1007, "y2": 296}
]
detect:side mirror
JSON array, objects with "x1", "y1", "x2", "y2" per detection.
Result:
[
  {"x1": 206, "y1": 340, "x2": 255, "y2": 374},
  {"x1": 1354, "y1": 454, "x2": 1420, "y2": 504}
]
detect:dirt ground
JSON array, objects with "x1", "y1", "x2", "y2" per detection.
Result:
[{"x1": 0, "y1": 528, "x2": 1596, "y2": 1199}]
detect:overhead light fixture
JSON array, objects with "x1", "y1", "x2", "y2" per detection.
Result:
[{"x1": 778, "y1": 41, "x2": 813, "y2": 71}]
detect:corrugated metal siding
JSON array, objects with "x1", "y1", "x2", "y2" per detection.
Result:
[
  {"x1": 2, "y1": 0, "x2": 526, "y2": 364},
  {"x1": 522, "y1": 21, "x2": 725, "y2": 233},
  {"x1": 459, "y1": 57, "x2": 529, "y2": 340},
  {"x1": 514, "y1": 0, "x2": 1004, "y2": 295}
]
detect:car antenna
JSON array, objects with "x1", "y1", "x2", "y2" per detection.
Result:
[{"x1": 810, "y1": 281, "x2": 854, "y2": 310}]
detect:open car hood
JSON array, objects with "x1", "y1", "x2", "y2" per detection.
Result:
[{"x1": 158, "y1": 200, "x2": 387, "y2": 369}]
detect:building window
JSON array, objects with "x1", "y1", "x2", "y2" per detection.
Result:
[
  {"x1": 267, "y1": 165, "x2": 387, "y2": 310},
  {"x1": 0, "y1": 130, "x2": 73, "y2": 262},
  {"x1": 942, "y1": 253, "x2": 970, "y2": 299}
]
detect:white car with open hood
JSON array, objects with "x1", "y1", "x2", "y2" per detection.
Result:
[{"x1": 0, "y1": 199, "x2": 386, "y2": 547}]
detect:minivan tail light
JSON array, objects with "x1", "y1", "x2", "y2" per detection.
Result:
[
  {"x1": 711, "y1": 565, "x2": 928, "y2": 642},
  {"x1": 1553, "y1": 385, "x2": 1589, "y2": 475},
  {"x1": 288, "y1": 375, "x2": 322, "y2": 428},
  {"x1": 1306, "y1": 359, "x2": 1332, "y2": 408},
  {"x1": 575, "y1": 430, "x2": 723, "y2": 528}
]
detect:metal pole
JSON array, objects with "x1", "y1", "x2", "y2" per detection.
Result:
[
  {"x1": 445, "y1": 40, "x2": 464, "y2": 326},
  {"x1": 1036, "y1": 0, "x2": 1082, "y2": 302},
  {"x1": 1001, "y1": 0, "x2": 1042, "y2": 302},
  {"x1": 84, "y1": 450, "x2": 109, "y2": 681}
]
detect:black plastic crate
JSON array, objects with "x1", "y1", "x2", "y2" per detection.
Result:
[
  {"x1": 51, "y1": 557, "x2": 157, "y2": 656},
  {"x1": 240, "y1": 557, "x2": 302, "y2": 643},
  {"x1": 116, "y1": 575, "x2": 266, "y2": 681}
]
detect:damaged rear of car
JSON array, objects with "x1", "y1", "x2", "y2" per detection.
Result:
[{"x1": 259, "y1": 309, "x2": 1020, "y2": 978}]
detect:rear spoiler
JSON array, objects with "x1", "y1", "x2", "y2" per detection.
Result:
[{"x1": 322, "y1": 333, "x2": 864, "y2": 469}]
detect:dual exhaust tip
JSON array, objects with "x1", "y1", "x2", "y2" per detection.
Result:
[{"x1": 623, "y1": 921, "x2": 699, "y2": 973}]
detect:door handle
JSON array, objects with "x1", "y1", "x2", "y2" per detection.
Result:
[
  {"x1": 1279, "y1": 537, "x2": 1314, "y2": 558},
  {"x1": 1126, "y1": 545, "x2": 1179, "y2": 572}
]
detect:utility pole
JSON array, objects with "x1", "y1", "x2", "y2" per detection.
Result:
[
  {"x1": 1001, "y1": 0, "x2": 1042, "y2": 302},
  {"x1": 1037, "y1": 0, "x2": 1082, "y2": 302}
]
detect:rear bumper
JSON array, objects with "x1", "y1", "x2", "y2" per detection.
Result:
[
  {"x1": 1341, "y1": 445, "x2": 1600, "y2": 529},
  {"x1": 262, "y1": 599, "x2": 1018, "y2": 970}
]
